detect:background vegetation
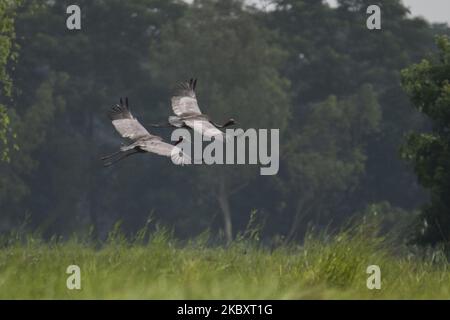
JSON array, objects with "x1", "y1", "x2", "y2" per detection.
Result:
[{"x1": 0, "y1": 0, "x2": 450, "y2": 299}]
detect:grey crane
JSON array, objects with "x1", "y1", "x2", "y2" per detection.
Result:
[
  {"x1": 151, "y1": 78, "x2": 237, "y2": 141},
  {"x1": 102, "y1": 97, "x2": 191, "y2": 167}
]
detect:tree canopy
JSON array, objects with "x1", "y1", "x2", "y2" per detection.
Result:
[
  {"x1": 401, "y1": 36, "x2": 450, "y2": 246},
  {"x1": 0, "y1": 0, "x2": 448, "y2": 245}
]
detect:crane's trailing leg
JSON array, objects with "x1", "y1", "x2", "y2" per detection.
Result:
[
  {"x1": 102, "y1": 149, "x2": 140, "y2": 167},
  {"x1": 101, "y1": 140, "x2": 136, "y2": 160},
  {"x1": 100, "y1": 150, "x2": 122, "y2": 160}
]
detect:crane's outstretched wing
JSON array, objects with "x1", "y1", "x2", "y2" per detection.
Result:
[
  {"x1": 109, "y1": 97, "x2": 153, "y2": 141},
  {"x1": 171, "y1": 78, "x2": 202, "y2": 116},
  {"x1": 140, "y1": 139, "x2": 191, "y2": 165},
  {"x1": 183, "y1": 118, "x2": 229, "y2": 142}
]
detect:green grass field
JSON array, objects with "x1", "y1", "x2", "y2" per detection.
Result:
[{"x1": 1, "y1": 224, "x2": 449, "y2": 299}]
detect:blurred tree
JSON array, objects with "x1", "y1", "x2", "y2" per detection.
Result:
[
  {"x1": 1, "y1": 0, "x2": 186, "y2": 237},
  {"x1": 0, "y1": 72, "x2": 67, "y2": 229},
  {"x1": 281, "y1": 84, "x2": 381, "y2": 240},
  {"x1": 0, "y1": 0, "x2": 448, "y2": 243},
  {"x1": 150, "y1": 0, "x2": 291, "y2": 243},
  {"x1": 264, "y1": 0, "x2": 439, "y2": 238},
  {"x1": 401, "y1": 36, "x2": 450, "y2": 245}
]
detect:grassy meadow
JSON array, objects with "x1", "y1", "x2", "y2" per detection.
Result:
[{"x1": 0, "y1": 223, "x2": 449, "y2": 299}]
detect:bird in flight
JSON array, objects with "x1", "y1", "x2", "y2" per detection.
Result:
[
  {"x1": 151, "y1": 78, "x2": 237, "y2": 141},
  {"x1": 102, "y1": 97, "x2": 191, "y2": 167}
]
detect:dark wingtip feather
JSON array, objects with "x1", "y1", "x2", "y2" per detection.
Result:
[
  {"x1": 173, "y1": 78, "x2": 197, "y2": 97},
  {"x1": 108, "y1": 97, "x2": 132, "y2": 120}
]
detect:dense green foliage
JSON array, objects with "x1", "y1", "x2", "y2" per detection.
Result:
[
  {"x1": 0, "y1": 0, "x2": 449, "y2": 246},
  {"x1": 0, "y1": 0, "x2": 19, "y2": 162},
  {"x1": 401, "y1": 36, "x2": 450, "y2": 246}
]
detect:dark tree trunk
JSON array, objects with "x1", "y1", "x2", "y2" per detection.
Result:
[
  {"x1": 87, "y1": 104, "x2": 98, "y2": 240},
  {"x1": 217, "y1": 176, "x2": 233, "y2": 244},
  {"x1": 286, "y1": 195, "x2": 314, "y2": 243}
]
